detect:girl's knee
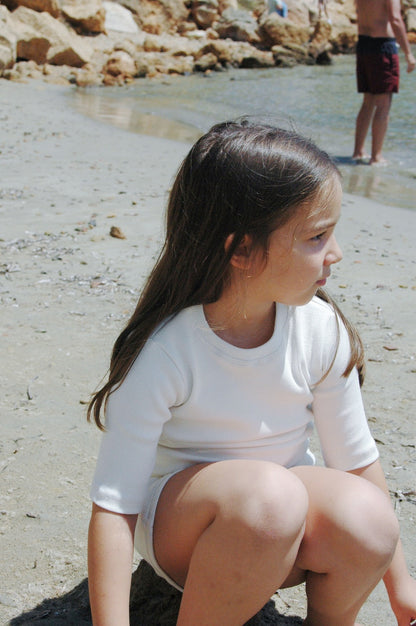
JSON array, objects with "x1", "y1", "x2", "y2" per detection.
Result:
[
  {"x1": 365, "y1": 489, "x2": 399, "y2": 559},
  {"x1": 217, "y1": 461, "x2": 309, "y2": 546},
  {"x1": 295, "y1": 467, "x2": 399, "y2": 576},
  {"x1": 343, "y1": 478, "x2": 399, "y2": 566}
]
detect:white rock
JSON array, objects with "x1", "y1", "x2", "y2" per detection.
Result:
[
  {"x1": 103, "y1": 1, "x2": 139, "y2": 34},
  {"x1": 0, "y1": 6, "x2": 17, "y2": 72}
]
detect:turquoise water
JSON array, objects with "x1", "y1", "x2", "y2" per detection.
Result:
[{"x1": 71, "y1": 55, "x2": 416, "y2": 210}]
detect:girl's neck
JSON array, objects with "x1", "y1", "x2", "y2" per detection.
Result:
[{"x1": 203, "y1": 297, "x2": 276, "y2": 349}]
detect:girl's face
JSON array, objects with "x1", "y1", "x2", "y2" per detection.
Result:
[{"x1": 247, "y1": 176, "x2": 343, "y2": 308}]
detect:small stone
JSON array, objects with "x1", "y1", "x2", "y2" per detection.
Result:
[{"x1": 110, "y1": 226, "x2": 126, "y2": 240}]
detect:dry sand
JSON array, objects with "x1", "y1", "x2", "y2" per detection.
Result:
[{"x1": 1, "y1": 81, "x2": 415, "y2": 625}]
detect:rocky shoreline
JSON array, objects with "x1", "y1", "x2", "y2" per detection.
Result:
[{"x1": 1, "y1": 0, "x2": 415, "y2": 86}]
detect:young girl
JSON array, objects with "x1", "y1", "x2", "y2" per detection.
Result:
[{"x1": 87, "y1": 121, "x2": 416, "y2": 626}]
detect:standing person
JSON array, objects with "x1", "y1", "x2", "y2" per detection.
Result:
[
  {"x1": 353, "y1": 0, "x2": 415, "y2": 164},
  {"x1": 87, "y1": 120, "x2": 416, "y2": 626},
  {"x1": 267, "y1": 0, "x2": 288, "y2": 18}
]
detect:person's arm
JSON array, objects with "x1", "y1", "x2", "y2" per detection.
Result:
[
  {"x1": 388, "y1": 0, "x2": 416, "y2": 72},
  {"x1": 349, "y1": 460, "x2": 416, "y2": 625},
  {"x1": 88, "y1": 504, "x2": 138, "y2": 625}
]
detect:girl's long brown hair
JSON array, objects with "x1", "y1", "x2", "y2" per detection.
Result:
[{"x1": 88, "y1": 120, "x2": 364, "y2": 430}]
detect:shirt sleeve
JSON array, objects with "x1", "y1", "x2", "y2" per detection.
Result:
[
  {"x1": 311, "y1": 315, "x2": 379, "y2": 471},
  {"x1": 90, "y1": 339, "x2": 186, "y2": 514}
]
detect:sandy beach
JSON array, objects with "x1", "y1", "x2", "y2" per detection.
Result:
[{"x1": 1, "y1": 80, "x2": 415, "y2": 625}]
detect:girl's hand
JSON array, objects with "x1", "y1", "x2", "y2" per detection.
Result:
[{"x1": 388, "y1": 573, "x2": 416, "y2": 625}]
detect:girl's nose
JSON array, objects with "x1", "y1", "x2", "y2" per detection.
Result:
[{"x1": 325, "y1": 235, "x2": 343, "y2": 265}]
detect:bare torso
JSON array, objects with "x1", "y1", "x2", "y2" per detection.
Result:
[{"x1": 355, "y1": 0, "x2": 395, "y2": 38}]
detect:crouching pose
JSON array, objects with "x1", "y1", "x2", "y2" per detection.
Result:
[{"x1": 87, "y1": 120, "x2": 416, "y2": 625}]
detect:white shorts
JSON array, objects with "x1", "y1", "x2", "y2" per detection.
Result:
[{"x1": 134, "y1": 472, "x2": 184, "y2": 592}]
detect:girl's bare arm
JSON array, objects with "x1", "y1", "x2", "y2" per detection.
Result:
[{"x1": 88, "y1": 503, "x2": 138, "y2": 625}]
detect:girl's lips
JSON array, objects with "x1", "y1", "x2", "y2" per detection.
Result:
[{"x1": 316, "y1": 278, "x2": 327, "y2": 286}]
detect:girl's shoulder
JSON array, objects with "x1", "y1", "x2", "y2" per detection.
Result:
[
  {"x1": 292, "y1": 295, "x2": 339, "y2": 333},
  {"x1": 293, "y1": 296, "x2": 354, "y2": 382},
  {"x1": 290, "y1": 296, "x2": 351, "y2": 367},
  {"x1": 109, "y1": 309, "x2": 200, "y2": 408},
  {"x1": 144, "y1": 305, "x2": 206, "y2": 368},
  {"x1": 151, "y1": 304, "x2": 202, "y2": 344}
]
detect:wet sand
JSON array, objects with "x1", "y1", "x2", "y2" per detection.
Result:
[{"x1": 1, "y1": 81, "x2": 415, "y2": 625}]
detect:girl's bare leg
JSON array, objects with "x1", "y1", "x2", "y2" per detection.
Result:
[
  {"x1": 290, "y1": 466, "x2": 399, "y2": 626},
  {"x1": 153, "y1": 461, "x2": 399, "y2": 626},
  {"x1": 154, "y1": 460, "x2": 308, "y2": 626}
]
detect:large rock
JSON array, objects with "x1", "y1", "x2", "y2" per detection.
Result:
[
  {"x1": 11, "y1": 6, "x2": 93, "y2": 66},
  {"x1": 195, "y1": 38, "x2": 237, "y2": 64},
  {"x1": 285, "y1": 0, "x2": 312, "y2": 26},
  {"x1": 405, "y1": 7, "x2": 416, "y2": 32},
  {"x1": 307, "y1": 19, "x2": 332, "y2": 62},
  {"x1": 218, "y1": 0, "x2": 238, "y2": 11},
  {"x1": 5, "y1": 0, "x2": 60, "y2": 18},
  {"x1": 214, "y1": 8, "x2": 261, "y2": 44},
  {"x1": 0, "y1": 6, "x2": 16, "y2": 73},
  {"x1": 104, "y1": 1, "x2": 139, "y2": 34},
  {"x1": 329, "y1": 24, "x2": 356, "y2": 53},
  {"x1": 299, "y1": 0, "x2": 355, "y2": 25},
  {"x1": 197, "y1": 40, "x2": 275, "y2": 68},
  {"x1": 322, "y1": 0, "x2": 357, "y2": 52},
  {"x1": 0, "y1": 43, "x2": 14, "y2": 72},
  {"x1": 4, "y1": 58, "x2": 78, "y2": 83},
  {"x1": 191, "y1": 0, "x2": 219, "y2": 29},
  {"x1": 12, "y1": 16, "x2": 51, "y2": 63},
  {"x1": 239, "y1": 46, "x2": 275, "y2": 67},
  {"x1": 272, "y1": 43, "x2": 310, "y2": 66},
  {"x1": 309, "y1": 17, "x2": 331, "y2": 47},
  {"x1": 326, "y1": 0, "x2": 356, "y2": 24},
  {"x1": 102, "y1": 48, "x2": 136, "y2": 83},
  {"x1": 260, "y1": 13, "x2": 310, "y2": 46},
  {"x1": 113, "y1": 0, "x2": 189, "y2": 35},
  {"x1": 142, "y1": 33, "x2": 200, "y2": 57},
  {"x1": 134, "y1": 50, "x2": 195, "y2": 76},
  {"x1": 61, "y1": 0, "x2": 106, "y2": 34},
  {"x1": 194, "y1": 50, "x2": 219, "y2": 70},
  {"x1": 195, "y1": 37, "x2": 274, "y2": 67}
]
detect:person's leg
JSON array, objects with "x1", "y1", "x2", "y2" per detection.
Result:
[
  {"x1": 290, "y1": 466, "x2": 399, "y2": 626},
  {"x1": 353, "y1": 93, "x2": 376, "y2": 160},
  {"x1": 153, "y1": 461, "x2": 398, "y2": 626},
  {"x1": 370, "y1": 92, "x2": 393, "y2": 164},
  {"x1": 154, "y1": 460, "x2": 309, "y2": 626}
]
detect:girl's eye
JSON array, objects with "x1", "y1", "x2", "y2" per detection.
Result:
[{"x1": 311, "y1": 232, "x2": 326, "y2": 242}]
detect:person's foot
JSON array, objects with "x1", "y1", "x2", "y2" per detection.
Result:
[
  {"x1": 352, "y1": 153, "x2": 370, "y2": 164},
  {"x1": 370, "y1": 157, "x2": 388, "y2": 166}
]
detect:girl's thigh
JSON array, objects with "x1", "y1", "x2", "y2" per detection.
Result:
[
  {"x1": 153, "y1": 461, "x2": 397, "y2": 590},
  {"x1": 153, "y1": 459, "x2": 308, "y2": 588},
  {"x1": 287, "y1": 465, "x2": 398, "y2": 581}
]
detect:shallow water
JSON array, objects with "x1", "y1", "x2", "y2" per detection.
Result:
[{"x1": 70, "y1": 55, "x2": 416, "y2": 210}]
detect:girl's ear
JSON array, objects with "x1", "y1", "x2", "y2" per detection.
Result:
[{"x1": 225, "y1": 233, "x2": 254, "y2": 270}]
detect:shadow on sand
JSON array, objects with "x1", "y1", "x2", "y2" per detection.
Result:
[{"x1": 8, "y1": 561, "x2": 304, "y2": 625}]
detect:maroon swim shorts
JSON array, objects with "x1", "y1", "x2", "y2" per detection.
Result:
[{"x1": 356, "y1": 35, "x2": 399, "y2": 94}]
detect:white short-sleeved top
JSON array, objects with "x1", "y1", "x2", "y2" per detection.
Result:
[{"x1": 90, "y1": 299, "x2": 379, "y2": 514}]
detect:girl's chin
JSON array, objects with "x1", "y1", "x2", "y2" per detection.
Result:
[{"x1": 280, "y1": 293, "x2": 317, "y2": 307}]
